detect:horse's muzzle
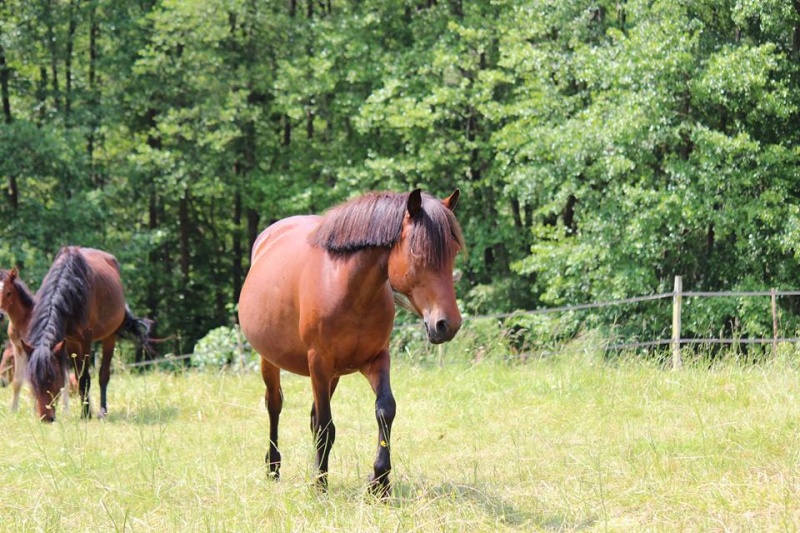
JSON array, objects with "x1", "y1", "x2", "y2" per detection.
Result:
[{"x1": 425, "y1": 317, "x2": 461, "y2": 344}]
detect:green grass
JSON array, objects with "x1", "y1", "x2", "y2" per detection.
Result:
[{"x1": 1, "y1": 347, "x2": 800, "y2": 531}]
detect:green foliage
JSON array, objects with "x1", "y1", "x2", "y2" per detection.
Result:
[
  {"x1": 0, "y1": 0, "x2": 799, "y2": 350},
  {"x1": 191, "y1": 325, "x2": 256, "y2": 372}
]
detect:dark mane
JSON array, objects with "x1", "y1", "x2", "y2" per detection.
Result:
[
  {"x1": 0, "y1": 270, "x2": 35, "y2": 310},
  {"x1": 27, "y1": 247, "x2": 92, "y2": 389},
  {"x1": 310, "y1": 191, "x2": 465, "y2": 268}
]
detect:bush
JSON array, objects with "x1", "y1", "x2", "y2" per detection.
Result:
[{"x1": 192, "y1": 325, "x2": 257, "y2": 372}]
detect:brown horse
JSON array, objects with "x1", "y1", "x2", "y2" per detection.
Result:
[
  {"x1": 0, "y1": 268, "x2": 49, "y2": 412},
  {"x1": 238, "y1": 189, "x2": 464, "y2": 497},
  {"x1": 24, "y1": 246, "x2": 152, "y2": 422}
]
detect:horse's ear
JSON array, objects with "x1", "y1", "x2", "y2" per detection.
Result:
[
  {"x1": 407, "y1": 189, "x2": 422, "y2": 218},
  {"x1": 8, "y1": 268, "x2": 17, "y2": 282},
  {"x1": 443, "y1": 189, "x2": 460, "y2": 212},
  {"x1": 53, "y1": 340, "x2": 65, "y2": 354}
]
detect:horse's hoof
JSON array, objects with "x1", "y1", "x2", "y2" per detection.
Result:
[
  {"x1": 314, "y1": 474, "x2": 329, "y2": 493},
  {"x1": 368, "y1": 474, "x2": 391, "y2": 501},
  {"x1": 98, "y1": 408, "x2": 108, "y2": 419}
]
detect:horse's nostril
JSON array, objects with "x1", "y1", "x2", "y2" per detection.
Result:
[{"x1": 435, "y1": 319, "x2": 449, "y2": 335}]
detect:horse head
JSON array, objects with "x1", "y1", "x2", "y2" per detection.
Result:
[
  {"x1": 389, "y1": 189, "x2": 464, "y2": 344},
  {"x1": 21, "y1": 338, "x2": 66, "y2": 422},
  {"x1": 0, "y1": 268, "x2": 17, "y2": 312}
]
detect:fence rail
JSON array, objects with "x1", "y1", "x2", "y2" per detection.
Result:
[
  {"x1": 126, "y1": 276, "x2": 800, "y2": 368},
  {"x1": 455, "y1": 276, "x2": 800, "y2": 370}
]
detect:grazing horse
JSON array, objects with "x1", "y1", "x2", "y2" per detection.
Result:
[
  {"x1": 25, "y1": 246, "x2": 152, "y2": 422},
  {"x1": 238, "y1": 189, "x2": 464, "y2": 497},
  {"x1": 0, "y1": 268, "x2": 56, "y2": 412}
]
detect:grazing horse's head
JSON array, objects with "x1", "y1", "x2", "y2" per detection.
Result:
[
  {"x1": 22, "y1": 339, "x2": 66, "y2": 422},
  {"x1": 389, "y1": 189, "x2": 464, "y2": 344}
]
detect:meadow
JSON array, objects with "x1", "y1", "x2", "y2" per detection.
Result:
[{"x1": 1, "y1": 343, "x2": 800, "y2": 532}]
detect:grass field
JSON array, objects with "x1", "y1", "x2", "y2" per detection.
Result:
[{"x1": 1, "y1": 346, "x2": 800, "y2": 532}]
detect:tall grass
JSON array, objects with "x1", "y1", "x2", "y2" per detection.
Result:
[{"x1": 1, "y1": 343, "x2": 800, "y2": 531}]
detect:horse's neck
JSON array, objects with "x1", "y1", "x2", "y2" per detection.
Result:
[
  {"x1": 4, "y1": 301, "x2": 32, "y2": 335},
  {"x1": 338, "y1": 248, "x2": 392, "y2": 306}
]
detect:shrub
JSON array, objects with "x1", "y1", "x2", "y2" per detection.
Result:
[{"x1": 192, "y1": 325, "x2": 257, "y2": 372}]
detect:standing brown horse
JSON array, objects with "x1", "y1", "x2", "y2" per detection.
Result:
[
  {"x1": 24, "y1": 246, "x2": 152, "y2": 422},
  {"x1": 238, "y1": 189, "x2": 464, "y2": 497}
]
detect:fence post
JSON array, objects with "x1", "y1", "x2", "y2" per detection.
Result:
[
  {"x1": 671, "y1": 275, "x2": 683, "y2": 369},
  {"x1": 771, "y1": 288, "x2": 778, "y2": 357}
]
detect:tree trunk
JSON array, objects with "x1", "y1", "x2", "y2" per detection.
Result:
[
  {"x1": 0, "y1": 35, "x2": 11, "y2": 124},
  {"x1": 65, "y1": 0, "x2": 77, "y2": 125},
  {"x1": 247, "y1": 208, "x2": 260, "y2": 257},
  {"x1": 232, "y1": 188, "x2": 243, "y2": 306},
  {"x1": 794, "y1": 0, "x2": 800, "y2": 56},
  {"x1": 0, "y1": 18, "x2": 16, "y2": 210},
  {"x1": 45, "y1": 0, "x2": 61, "y2": 113},
  {"x1": 179, "y1": 193, "x2": 191, "y2": 280},
  {"x1": 88, "y1": 2, "x2": 101, "y2": 185}
]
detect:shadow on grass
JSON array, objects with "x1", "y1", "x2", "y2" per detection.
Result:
[
  {"x1": 103, "y1": 404, "x2": 179, "y2": 425},
  {"x1": 388, "y1": 480, "x2": 597, "y2": 531}
]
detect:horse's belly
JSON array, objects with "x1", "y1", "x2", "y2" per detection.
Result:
[{"x1": 239, "y1": 218, "x2": 319, "y2": 376}]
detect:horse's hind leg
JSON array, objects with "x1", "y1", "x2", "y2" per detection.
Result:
[
  {"x1": 98, "y1": 337, "x2": 115, "y2": 418},
  {"x1": 262, "y1": 359, "x2": 283, "y2": 479},
  {"x1": 361, "y1": 349, "x2": 396, "y2": 499}
]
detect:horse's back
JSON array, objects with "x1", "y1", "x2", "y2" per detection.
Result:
[
  {"x1": 240, "y1": 216, "x2": 322, "y2": 376},
  {"x1": 77, "y1": 247, "x2": 126, "y2": 340}
]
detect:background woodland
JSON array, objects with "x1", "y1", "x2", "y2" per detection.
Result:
[{"x1": 2, "y1": 0, "x2": 800, "y2": 353}]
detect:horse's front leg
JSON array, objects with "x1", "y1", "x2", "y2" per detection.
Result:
[
  {"x1": 98, "y1": 337, "x2": 115, "y2": 418},
  {"x1": 70, "y1": 337, "x2": 92, "y2": 419},
  {"x1": 9, "y1": 344, "x2": 26, "y2": 412},
  {"x1": 261, "y1": 359, "x2": 283, "y2": 479},
  {"x1": 361, "y1": 349, "x2": 396, "y2": 499},
  {"x1": 309, "y1": 352, "x2": 336, "y2": 492}
]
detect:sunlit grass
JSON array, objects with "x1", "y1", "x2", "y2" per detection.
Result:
[{"x1": 1, "y1": 346, "x2": 800, "y2": 531}]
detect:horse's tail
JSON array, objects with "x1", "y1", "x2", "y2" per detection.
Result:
[{"x1": 117, "y1": 305, "x2": 157, "y2": 357}]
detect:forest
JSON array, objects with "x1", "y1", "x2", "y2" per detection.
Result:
[{"x1": 1, "y1": 0, "x2": 800, "y2": 355}]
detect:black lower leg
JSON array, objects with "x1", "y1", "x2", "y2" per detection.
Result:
[
  {"x1": 314, "y1": 419, "x2": 336, "y2": 491},
  {"x1": 369, "y1": 390, "x2": 396, "y2": 498}
]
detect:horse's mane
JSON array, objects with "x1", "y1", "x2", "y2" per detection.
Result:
[
  {"x1": 28, "y1": 246, "x2": 92, "y2": 389},
  {"x1": 0, "y1": 270, "x2": 35, "y2": 310},
  {"x1": 310, "y1": 191, "x2": 465, "y2": 268}
]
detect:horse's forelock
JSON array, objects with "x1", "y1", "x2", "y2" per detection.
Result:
[
  {"x1": 28, "y1": 343, "x2": 61, "y2": 393},
  {"x1": 408, "y1": 194, "x2": 465, "y2": 269}
]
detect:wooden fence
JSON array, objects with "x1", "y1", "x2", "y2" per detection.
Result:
[{"x1": 460, "y1": 275, "x2": 800, "y2": 370}]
